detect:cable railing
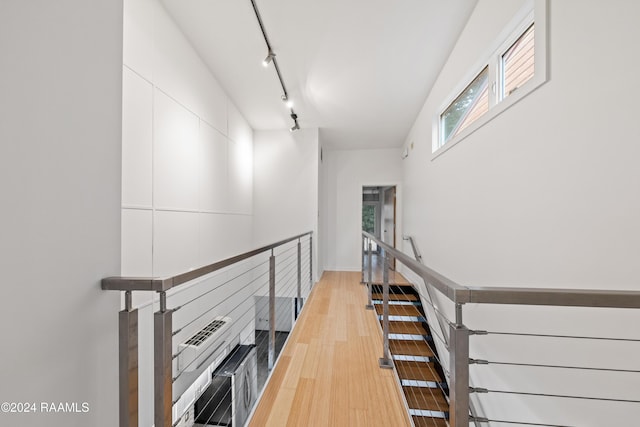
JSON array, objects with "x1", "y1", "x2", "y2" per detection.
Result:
[
  {"x1": 362, "y1": 230, "x2": 640, "y2": 427},
  {"x1": 102, "y1": 231, "x2": 313, "y2": 427}
]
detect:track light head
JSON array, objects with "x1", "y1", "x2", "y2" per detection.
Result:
[
  {"x1": 289, "y1": 113, "x2": 300, "y2": 132},
  {"x1": 262, "y1": 51, "x2": 275, "y2": 67}
]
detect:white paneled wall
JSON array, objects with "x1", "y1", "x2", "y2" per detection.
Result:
[
  {"x1": 228, "y1": 137, "x2": 254, "y2": 214},
  {"x1": 122, "y1": 67, "x2": 153, "y2": 207},
  {"x1": 153, "y1": 210, "x2": 201, "y2": 278},
  {"x1": 122, "y1": 0, "x2": 254, "y2": 280},
  {"x1": 252, "y1": 129, "x2": 319, "y2": 279},
  {"x1": 122, "y1": 1, "x2": 254, "y2": 425},
  {"x1": 153, "y1": 90, "x2": 200, "y2": 211},
  {"x1": 322, "y1": 148, "x2": 403, "y2": 271},
  {"x1": 199, "y1": 121, "x2": 228, "y2": 212}
]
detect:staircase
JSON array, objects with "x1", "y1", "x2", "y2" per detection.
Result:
[{"x1": 372, "y1": 284, "x2": 449, "y2": 427}]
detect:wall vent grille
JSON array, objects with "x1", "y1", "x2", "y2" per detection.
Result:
[
  {"x1": 184, "y1": 319, "x2": 227, "y2": 346},
  {"x1": 178, "y1": 316, "x2": 231, "y2": 372}
]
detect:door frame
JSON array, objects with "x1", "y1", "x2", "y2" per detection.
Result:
[
  {"x1": 360, "y1": 182, "x2": 402, "y2": 264},
  {"x1": 362, "y1": 200, "x2": 382, "y2": 253},
  {"x1": 381, "y1": 186, "x2": 397, "y2": 268}
]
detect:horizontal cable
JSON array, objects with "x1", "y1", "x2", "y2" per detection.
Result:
[
  {"x1": 273, "y1": 249, "x2": 298, "y2": 267},
  {"x1": 172, "y1": 277, "x2": 298, "y2": 381},
  {"x1": 172, "y1": 267, "x2": 270, "y2": 337},
  {"x1": 177, "y1": 326, "x2": 261, "y2": 426},
  {"x1": 172, "y1": 252, "x2": 306, "y2": 402},
  {"x1": 172, "y1": 272, "x2": 277, "y2": 366},
  {"x1": 485, "y1": 331, "x2": 640, "y2": 342},
  {"x1": 478, "y1": 360, "x2": 640, "y2": 374},
  {"x1": 274, "y1": 242, "x2": 298, "y2": 257},
  {"x1": 172, "y1": 258, "x2": 269, "y2": 310},
  {"x1": 172, "y1": 281, "x2": 298, "y2": 407},
  {"x1": 415, "y1": 286, "x2": 454, "y2": 326},
  {"x1": 171, "y1": 275, "x2": 270, "y2": 372},
  {"x1": 172, "y1": 262, "x2": 299, "y2": 361},
  {"x1": 410, "y1": 288, "x2": 452, "y2": 346},
  {"x1": 485, "y1": 389, "x2": 640, "y2": 404}
]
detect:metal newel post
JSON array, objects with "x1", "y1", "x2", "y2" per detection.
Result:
[
  {"x1": 309, "y1": 234, "x2": 313, "y2": 289},
  {"x1": 366, "y1": 239, "x2": 373, "y2": 310},
  {"x1": 378, "y1": 251, "x2": 393, "y2": 368},
  {"x1": 268, "y1": 250, "x2": 276, "y2": 370},
  {"x1": 296, "y1": 239, "x2": 302, "y2": 318},
  {"x1": 154, "y1": 291, "x2": 172, "y2": 427},
  {"x1": 120, "y1": 291, "x2": 138, "y2": 427},
  {"x1": 449, "y1": 303, "x2": 470, "y2": 427}
]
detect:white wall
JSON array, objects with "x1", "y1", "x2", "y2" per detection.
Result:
[
  {"x1": 122, "y1": 1, "x2": 255, "y2": 424},
  {"x1": 323, "y1": 148, "x2": 403, "y2": 271},
  {"x1": 401, "y1": 0, "x2": 640, "y2": 425},
  {"x1": 253, "y1": 129, "x2": 320, "y2": 281},
  {"x1": 0, "y1": 1, "x2": 122, "y2": 426},
  {"x1": 122, "y1": 0, "x2": 254, "y2": 283}
]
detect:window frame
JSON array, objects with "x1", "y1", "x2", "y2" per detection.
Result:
[
  {"x1": 432, "y1": 0, "x2": 547, "y2": 159},
  {"x1": 439, "y1": 66, "x2": 490, "y2": 144},
  {"x1": 499, "y1": 22, "x2": 535, "y2": 101}
]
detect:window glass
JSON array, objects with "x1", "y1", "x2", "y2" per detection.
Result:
[
  {"x1": 434, "y1": 2, "x2": 547, "y2": 156},
  {"x1": 440, "y1": 67, "x2": 489, "y2": 144},
  {"x1": 362, "y1": 204, "x2": 376, "y2": 234},
  {"x1": 502, "y1": 23, "x2": 535, "y2": 98}
]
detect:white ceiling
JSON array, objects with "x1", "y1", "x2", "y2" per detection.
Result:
[{"x1": 161, "y1": 0, "x2": 477, "y2": 150}]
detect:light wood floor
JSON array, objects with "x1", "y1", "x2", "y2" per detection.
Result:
[{"x1": 248, "y1": 271, "x2": 412, "y2": 427}]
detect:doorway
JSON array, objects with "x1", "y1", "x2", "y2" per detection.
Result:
[{"x1": 362, "y1": 186, "x2": 396, "y2": 267}]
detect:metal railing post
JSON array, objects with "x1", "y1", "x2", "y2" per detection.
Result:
[
  {"x1": 119, "y1": 291, "x2": 138, "y2": 427},
  {"x1": 309, "y1": 234, "x2": 313, "y2": 289},
  {"x1": 361, "y1": 234, "x2": 365, "y2": 284},
  {"x1": 379, "y1": 251, "x2": 393, "y2": 368},
  {"x1": 449, "y1": 303, "x2": 470, "y2": 427},
  {"x1": 268, "y1": 251, "x2": 276, "y2": 370},
  {"x1": 366, "y1": 239, "x2": 373, "y2": 310},
  {"x1": 154, "y1": 291, "x2": 172, "y2": 427},
  {"x1": 296, "y1": 239, "x2": 302, "y2": 318},
  {"x1": 405, "y1": 235, "x2": 449, "y2": 347}
]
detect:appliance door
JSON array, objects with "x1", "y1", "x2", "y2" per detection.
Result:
[
  {"x1": 194, "y1": 375, "x2": 231, "y2": 426},
  {"x1": 233, "y1": 347, "x2": 258, "y2": 427}
]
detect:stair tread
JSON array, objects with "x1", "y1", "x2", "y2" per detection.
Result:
[
  {"x1": 375, "y1": 304, "x2": 422, "y2": 316},
  {"x1": 412, "y1": 415, "x2": 449, "y2": 427},
  {"x1": 387, "y1": 321, "x2": 426, "y2": 335},
  {"x1": 389, "y1": 339, "x2": 434, "y2": 357},
  {"x1": 403, "y1": 386, "x2": 449, "y2": 411},
  {"x1": 395, "y1": 360, "x2": 442, "y2": 382},
  {"x1": 372, "y1": 292, "x2": 418, "y2": 301}
]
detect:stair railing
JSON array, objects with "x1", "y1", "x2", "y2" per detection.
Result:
[
  {"x1": 362, "y1": 230, "x2": 640, "y2": 427},
  {"x1": 402, "y1": 235, "x2": 483, "y2": 427},
  {"x1": 102, "y1": 231, "x2": 313, "y2": 427},
  {"x1": 402, "y1": 235, "x2": 450, "y2": 348}
]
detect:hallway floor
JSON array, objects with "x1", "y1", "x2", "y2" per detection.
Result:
[{"x1": 248, "y1": 271, "x2": 412, "y2": 427}]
